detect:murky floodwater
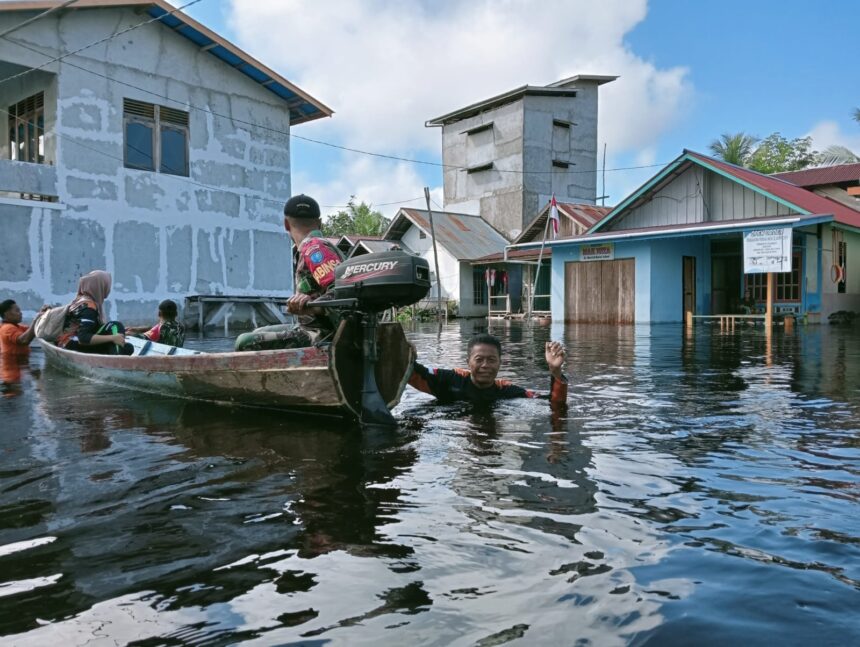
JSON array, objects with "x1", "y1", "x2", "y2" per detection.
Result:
[{"x1": 1, "y1": 322, "x2": 859, "y2": 645}]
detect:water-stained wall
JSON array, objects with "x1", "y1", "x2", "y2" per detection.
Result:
[{"x1": 0, "y1": 7, "x2": 295, "y2": 324}]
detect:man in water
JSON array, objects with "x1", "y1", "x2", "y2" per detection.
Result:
[
  {"x1": 0, "y1": 300, "x2": 47, "y2": 356},
  {"x1": 235, "y1": 194, "x2": 344, "y2": 351},
  {"x1": 408, "y1": 333, "x2": 567, "y2": 405}
]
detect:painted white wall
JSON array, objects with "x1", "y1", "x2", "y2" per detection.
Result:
[{"x1": 400, "y1": 223, "x2": 460, "y2": 303}]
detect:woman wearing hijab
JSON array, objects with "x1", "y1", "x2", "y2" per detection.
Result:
[{"x1": 56, "y1": 270, "x2": 133, "y2": 355}]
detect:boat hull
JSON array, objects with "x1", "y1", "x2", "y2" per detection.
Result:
[{"x1": 41, "y1": 322, "x2": 415, "y2": 418}]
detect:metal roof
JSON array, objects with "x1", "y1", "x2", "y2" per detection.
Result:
[
  {"x1": 772, "y1": 163, "x2": 860, "y2": 188},
  {"x1": 426, "y1": 75, "x2": 617, "y2": 127},
  {"x1": 384, "y1": 208, "x2": 509, "y2": 261},
  {"x1": 0, "y1": 0, "x2": 333, "y2": 125},
  {"x1": 590, "y1": 150, "x2": 860, "y2": 232},
  {"x1": 472, "y1": 247, "x2": 552, "y2": 265},
  {"x1": 514, "y1": 201, "x2": 612, "y2": 244},
  {"x1": 346, "y1": 239, "x2": 412, "y2": 259}
]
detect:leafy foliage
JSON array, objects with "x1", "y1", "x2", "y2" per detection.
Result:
[
  {"x1": 746, "y1": 133, "x2": 819, "y2": 174},
  {"x1": 854, "y1": 107, "x2": 860, "y2": 123},
  {"x1": 322, "y1": 197, "x2": 390, "y2": 237},
  {"x1": 817, "y1": 145, "x2": 860, "y2": 166}
]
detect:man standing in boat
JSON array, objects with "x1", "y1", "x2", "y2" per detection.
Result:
[{"x1": 235, "y1": 194, "x2": 345, "y2": 351}]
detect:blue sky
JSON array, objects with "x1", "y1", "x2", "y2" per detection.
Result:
[{"x1": 182, "y1": 0, "x2": 859, "y2": 214}]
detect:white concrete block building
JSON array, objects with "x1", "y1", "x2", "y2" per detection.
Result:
[{"x1": 0, "y1": 0, "x2": 331, "y2": 325}]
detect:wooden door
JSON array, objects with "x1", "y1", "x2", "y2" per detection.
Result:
[
  {"x1": 564, "y1": 259, "x2": 635, "y2": 323},
  {"x1": 683, "y1": 256, "x2": 696, "y2": 319}
]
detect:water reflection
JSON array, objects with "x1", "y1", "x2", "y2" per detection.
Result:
[{"x1": 0, "y1": 324, "x2": 858, "y2": 645}]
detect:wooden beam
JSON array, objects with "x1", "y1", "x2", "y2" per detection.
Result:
[
  {"x1": 847, "y1": 186, "x2": 860, "y2": 196},
  {"x1": 765, "y1": 273, "x2": 774, "y2": 328}
]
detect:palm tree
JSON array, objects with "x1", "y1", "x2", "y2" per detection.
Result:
[
  {"x1": 817, "y1": 144, "x2": 860, "y2": 166},
  {"x1": 854, "y1": 107, "x2": 860, "y2": 123},
  {"x1": 709, "y1": 132, "x2": 759, "y2": 166}
]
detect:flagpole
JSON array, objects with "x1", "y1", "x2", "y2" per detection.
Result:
[{"x1": 530, "y1": 206, "x2": 552, "y2": 319}]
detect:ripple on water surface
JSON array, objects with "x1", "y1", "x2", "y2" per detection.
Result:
[{"x1": 0, "y1": 322, "x2": 858, "y2": 644}]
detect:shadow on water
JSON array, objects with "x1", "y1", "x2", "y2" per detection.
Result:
[
  {"x1": 0, "y1": 360, "x2": 423, "y2": 640},
  {"x1": 0, "y1": 322, "x2": 858, "y2": 644}
]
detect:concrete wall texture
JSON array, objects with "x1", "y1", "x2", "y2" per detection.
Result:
[
  {"x1": 0, "y1": 7, "x2": 294, "y2": 324},
  {"x1": 440, "y1": 81, "x2": 602, "y2": 240}
]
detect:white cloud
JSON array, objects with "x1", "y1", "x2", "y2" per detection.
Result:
[
  {"x1": 293, "y1": 157, "x2": 441, "y2": 220},
  {"x1": 229, "y1": 0, "x2": 693, "y2": 213},
  {"x1": 806, "y1": 120, "x2": 860, "y2": 154}
]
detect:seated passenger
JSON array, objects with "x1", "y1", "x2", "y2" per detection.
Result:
[
  {"x1": 128, "y1": 299, "x2": 185, "y2": 347},
  {"x1": 235, "y1": 194, "x2": 344, "y2": 351},
  {"x1": 56, "y1": 270, "x2": 134, "y2": 356},
  {"x1": 0, "y1": 299, "x2": 49, "y2": 356},
  {"x1": 408, "y1": 333, "x2": 568, "y2": 405}
]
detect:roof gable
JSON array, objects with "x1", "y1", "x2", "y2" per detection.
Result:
[
  {"x1": 0, "y1": 0, "x2": 332, "y2": 125},
  {"x1": 591, "y1": 150, "x2": 860, "y2": 232},
  {"x1": 514, "y1": 200, "x2": 611, "y2": 243}
]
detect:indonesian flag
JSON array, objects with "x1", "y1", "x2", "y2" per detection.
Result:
[
  {"x1": 549, "y1": 195, "x2": 560, "y2": 239},
  {"x1": 485, "y1": 269, "x2": 492, "y2": 287},
  {"x1": 490, "y1": 269, "x2": 497, "y2": 287}
]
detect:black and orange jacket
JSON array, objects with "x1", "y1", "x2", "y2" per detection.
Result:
[{"x1": 408, "y1": 362, "x2": 567, "y2": 405}]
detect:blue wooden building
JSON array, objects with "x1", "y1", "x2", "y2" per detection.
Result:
[{"x1": 507, "y1": 151, "x2": 860, "y2": 323}]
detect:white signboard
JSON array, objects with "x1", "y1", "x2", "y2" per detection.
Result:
[
  {"x1": 743, "y1": 227, "x2": 792, "y2": 274},
  {"x1": 581, "y1": 242, "x2": 614, "y2": 262}
]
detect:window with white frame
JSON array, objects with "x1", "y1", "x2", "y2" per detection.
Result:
[{"x1": 123, "y1": 99, "x2": 189, "y2": 176}]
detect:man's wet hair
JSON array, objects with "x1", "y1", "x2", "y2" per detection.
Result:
[
  {"x1": 0, "y1": 299, "x2": 16, "y2": 319},
  {"x1": 467, "y1": 333, "x2": 502, "y2": 357},
  {"x1": 158, "y1": 299, "x2": 178, "y2": 319}
]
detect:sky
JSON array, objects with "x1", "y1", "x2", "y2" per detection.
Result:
[{"x1": 158, "y1": 0, "x2": 859, "y2": 216}]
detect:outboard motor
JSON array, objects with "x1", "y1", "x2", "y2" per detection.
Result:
[{"x1": 313, "y1": 250, "x2": 430, "y2": 427}]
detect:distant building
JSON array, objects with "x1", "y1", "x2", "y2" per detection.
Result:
[
  {"x1": 383, "y1": 208, "x2": 509, "y2": 317},
  {"x1": 0, "y1": 0, "x2": 331, "y2": 325},
  {"x1": 426, "y1": 75, "x2": 616, "y2": 239},
  {"x1": 508, "y1": 151, "x2": 860, "y2": 323},
  {"x1": 472, "y1": 201, "x2": 612, "y2": 316}
]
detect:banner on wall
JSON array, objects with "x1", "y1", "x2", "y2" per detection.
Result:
[
  {"x1": 743, "y1": 227, "x2": 792, "y2": 274},
  {"x1": 580, "y1": 243, "x2": 614, "y2": 261}
]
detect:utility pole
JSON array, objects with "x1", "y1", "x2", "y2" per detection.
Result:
[{"x1": 424, "y1": 187, "x2": 443, "y2": 325}]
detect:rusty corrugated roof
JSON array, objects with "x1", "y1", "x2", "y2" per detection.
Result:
[
  {"x1": 513, "y1": 201, "x2": 613, "y2": 244},
  {"x1": 772, "y1": 163, "x2": 860, "y2": 187},
  {"x1": 384, "y1": 208, "x2": 509, "y2": 261}
]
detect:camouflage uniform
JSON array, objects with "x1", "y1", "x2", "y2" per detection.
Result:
[{"x1": 235, "y1": 230, "x2": 344, "y2": 351}]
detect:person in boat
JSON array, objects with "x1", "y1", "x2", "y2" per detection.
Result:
[
  {"x1": 127, "y1": 299, "x2": 186, "y2": 347},
  {"x1": 56, "y1": 270, "x2": 134, "y2": 356},
  {"x1": 234, "y1": 194, "x2": 345, "y2": 351},
  {"x1": 0, "y1": 299, "x2": 49, "y2": 356},
  {"x1": 408, "y1": 333, "x2": 568, "y2": 405}
]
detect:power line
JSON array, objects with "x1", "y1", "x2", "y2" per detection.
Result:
[
  {"x1": 0, "y1": 0, "x2": 203, "y2": 87},
  {"x1": 2, "y1": 30, "x2": 668, "y2": 177}
]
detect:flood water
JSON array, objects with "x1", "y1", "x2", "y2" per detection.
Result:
[{"x1": 1, "y1": 322, "x2": 859, "y2": 646}]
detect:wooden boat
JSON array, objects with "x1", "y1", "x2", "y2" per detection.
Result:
[{"x1": 41, "y1": 319, "x2": 416, "y2": 421}]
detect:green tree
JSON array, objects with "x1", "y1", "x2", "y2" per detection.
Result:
[
  {"x1": 746, "y1": 132, "x2": 819, "y2": 174},
  {"x1": 709, "y1": 132, "x2": 759, "y2": 166},
  {"x1": 322, "y1": 197, "x2": 390, "y2": 237}
]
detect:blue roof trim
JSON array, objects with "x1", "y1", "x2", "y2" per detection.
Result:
[
  {"x1": 145, "y1": 4, "x2": 325, "y2": 124},
  {"x1": 513, "y1": 215, "x2": 834, "y2": 249}
]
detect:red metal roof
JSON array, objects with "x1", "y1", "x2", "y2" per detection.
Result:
[
  {"x1": 472, "y1": 247, "x2": 552, "y2": 264},
  {"x1": 514, "y1": 201, "x2": 612, "y2": 244},
  {"x1": 772, "y1": 163, "x2": 860, "y2": 187},
  {"x1": 685, "y1": 151, "x2": 860, "y2": 228}
]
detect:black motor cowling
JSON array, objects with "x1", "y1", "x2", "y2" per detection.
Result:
[{"x1": 332, "y1": 250, "x2": 430, "y2": 311}]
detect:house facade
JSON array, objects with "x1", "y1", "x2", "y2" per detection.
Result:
[
  {"x1": 508, "y1": 151, "x2": 860, "y2": 324},
  {"x1": 383, "y1": 208, "x2": 510, "y2": 317},
  {"x1": 0, "y1": 0, "x2": 330, "y2": 324},
  {"x1": 426, "y1": 75, "x2": 616, "y2": 240}
]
